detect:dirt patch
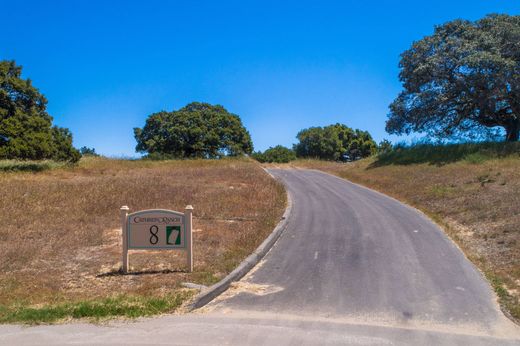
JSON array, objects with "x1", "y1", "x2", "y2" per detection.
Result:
[{"x1": 225, "y1": 281, "x2": 284, "y2": 296}]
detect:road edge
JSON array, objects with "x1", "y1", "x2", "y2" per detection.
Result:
[
  {"x1": 188, "y1": 168, "x2": 292, "y2": 310},
  {"x1": 302, "y1": 167, "x2": 519, "y2": 327}
]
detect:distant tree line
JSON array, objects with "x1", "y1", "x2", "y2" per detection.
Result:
[
  {"x1": 134, "y1": 103, "x2": 379, "y2": 162},
  {"x1": 252, "y1": 124, "x2": 379, "y2": 163},
  {"x1": 3, "y1": 13, "x2": 517, "y2": 163},
  {"x1": 0, "y1": 59, "x2": 381, "y2": 164},
  {"x1": 252, "y1": 145, "x2": 297, "y2": 163}
]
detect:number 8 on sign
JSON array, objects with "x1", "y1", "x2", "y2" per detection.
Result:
[
  {"x1": 166, "y1": 226, "x2": 181, "y2": 245},
  {"x1": 149, "y1": 225, "x2": 159, "y2": 245}
]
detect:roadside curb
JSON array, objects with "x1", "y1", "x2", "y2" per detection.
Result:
[{"x1": 188, "y1": 169, "x2": 292, "y2": 310}]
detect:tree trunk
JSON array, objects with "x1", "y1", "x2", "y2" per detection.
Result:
[{"x1": 505, "y1": 119, "x2": 519, "y2": 141}]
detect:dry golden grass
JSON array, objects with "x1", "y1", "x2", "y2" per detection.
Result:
[
  {"x1": 0, "y1": 157, "x2": 286, "y2": 312},
  {"x1": 293, "y1": 157, "x2": 520, "y2": 322}
]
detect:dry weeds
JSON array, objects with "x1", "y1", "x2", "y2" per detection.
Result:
[{"x1": 0, "y1": 157, "x2": 286, "y2": 312}]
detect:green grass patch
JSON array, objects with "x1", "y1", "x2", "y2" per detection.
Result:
[
  {"x1": 428, "y1": 185, "x2": 456, "y2": 198},
  {"x1": 485, "y1": 272, "x2": 520, "y2": 320},
  {"x1": 0, "y1": 160, "x2": 68, "y2": 172},
  {"x1": 463, "y1": 152, "x2": 489, "y2": 164},
  {"x1": 191, "y1": 271, "x2": 221, "y2": 286},
  {"x1": 0, "y1": 291, "x2": 193, "y2": 324},
  {"x1": 221, "y1": 246, "x2": 250, "y2": 273},
  {"x1": 373, "y1": 141, "x2": 520, "y2": 167}
]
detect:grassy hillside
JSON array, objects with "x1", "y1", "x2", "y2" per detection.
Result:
[
  {"x1": 294, "y1": 142, "x2": 520, "y2": 323},
  {"x1": 0, "y1": 157, "x2": 286, "y2": 323}
]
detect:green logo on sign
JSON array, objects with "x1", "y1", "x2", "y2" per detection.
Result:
[{"x1": 166, "y1": 226, "x2": 181, "y2": 245}]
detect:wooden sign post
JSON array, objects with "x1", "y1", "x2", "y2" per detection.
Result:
[{"x1": 120, "y1": 205, "x2": 194, "y2": 273}]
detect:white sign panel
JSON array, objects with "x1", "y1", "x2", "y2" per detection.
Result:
[{"x1": 127, "y1": 209, "x2": 186, "y2": 249}]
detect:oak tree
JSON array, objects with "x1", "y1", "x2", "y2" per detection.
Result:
[
  {"x1": 294, "y1": 123, "x2": 376, "y2": 161},
  {"x1": 252, "y1": 145, "x2": 296, "y2": 163},
  {"x1": 134, "y1": 102, "x2": 253, "y2": 158},
  {"x1": 0, "y1": 60, "x2": 80, "y2": 162},
  {"x1": 387, "y1": 14, "x2": 520, "y2": 141}
]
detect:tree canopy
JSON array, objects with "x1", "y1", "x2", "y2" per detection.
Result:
[
  {"x1": 134, "y1": 102, "x2": 253, "y2": 158},
  {"x1": 386, "y1": 14, "x2": 520, "y2": 142},
  {"x1": 377, "y1": 139, "x2": 393, "y2": 154},
  {"x1": 252, "y1": 145, "x2": 296, "y2": 163},
  {"x1": 294, "y1": 123, "x2": 376, "y2": 161},
  {"x1": 0, "y1": 60, "x2": 80, "y2": 162},
  {"x1": 79, "y1": 146, "x2": 99, "y2": 156}
]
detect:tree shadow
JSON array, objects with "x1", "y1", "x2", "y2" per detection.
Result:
[
  {"x1": 368, "y1": 142, "x2": 520, "y2": 169},
  {"x1": 97, "y1": 268, "x2": 188, "y2": 277}
]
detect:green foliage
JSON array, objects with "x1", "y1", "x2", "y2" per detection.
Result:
[
  {"x1": 252, "y1": 145, "x2": 296, "y2": 163},
  {"x1": 79, "y1": 146, "x2": 99, "y2": 156},
  {"x1": 0, "y1": 60, "x2": 80, "y2": 162},
  {"x1": 51, "y1": 127, "x2": 81, "y2": 162},
  {"x1": 387, "y1": 14, "x2": 520, "y2": 142},
  {"x1": 485, "y1": 272, "x2": 520, "y2": 320},
  {"x1": 0, "y1": 291, "x2": 192, "y2": 324},
  {"x1": 374, "y1": 141, "x2": 520, "y2": 166},
  {"x1": 141, "y1": 152, "x2": 179, "y2": 160},
  {"x1": 294, "y1": 123, "x2": 376, "y2": 161},
  {"x1": 134, "y1": 102, "x2": 253, "y2": 159},
  {"x1": 464, "y1": 152, "x2": 487, "y2": 164},
  {"x1": 0, "y1": 160, "x2": 66, "y2": 172},
  {"x1": 378, "y1": 139, "x2": 393, "y2": 154}
]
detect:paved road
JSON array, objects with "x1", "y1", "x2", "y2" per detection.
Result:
[
  {"x1": 1, "y1": 169, "x2": 519, "y2": 345},
  {"x1": 212, "y1": 170, "x2": 509, "y2": 322}
]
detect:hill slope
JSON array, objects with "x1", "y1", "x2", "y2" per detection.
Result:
[
  {"x1": 0, "y1": 157, "x2": 286, "y2": 323},
  {"x1": 294, "y1": 145, "x2": 520, "y2": 323}
]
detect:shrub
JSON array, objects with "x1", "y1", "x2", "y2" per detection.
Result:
[
  {"x1": 0, "y1": 160, "x2": 66, "y2": 172},
  {"x1": 294, "y1": 123, "x2": 376, "y2": 161},
  {"x1": 377, "y1": 139, "x2": 393, "y2": 154},
  {"x1": 79, "y1": 146, "x2": 99, "y2": 157},
  {"x1": 252, "y1": 145, "x2": 296, "y2": 163}
]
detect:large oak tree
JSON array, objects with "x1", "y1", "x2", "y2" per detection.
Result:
[
  {"x1": 0, "y1": 60, "x2": 80, "y2": 162},
  {"x1": 134, "y1": 102, "x2": 253, "y2": 158},
  {"x1": 386, "y1": 14, "x2": 520, "y2": 141}
]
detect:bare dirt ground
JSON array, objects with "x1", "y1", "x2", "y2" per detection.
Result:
[
  {"x1": 0, "y1": 157, "x2": 286, "y2": 312},
  {"x1": 292, "y1": 157, "x2": 520, "y2": 323}
]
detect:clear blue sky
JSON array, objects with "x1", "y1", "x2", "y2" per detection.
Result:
[{"x1": 1, "y1": 1, "x2": 519, "y2": 156}]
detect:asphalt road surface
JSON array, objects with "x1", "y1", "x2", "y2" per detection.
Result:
[{"x1": 1, "y1": 168, "x2": 519, "y2": 345}]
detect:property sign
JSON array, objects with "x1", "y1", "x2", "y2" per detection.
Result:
[
  {"x1": 128, "y1": 210, "x2": 186, "y2": 249},
  {"x1": 120, "y1": 205, "x2": 193, "y2": 273}
]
